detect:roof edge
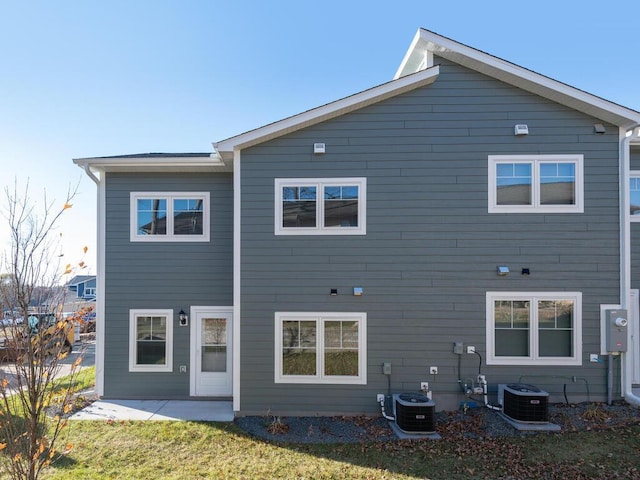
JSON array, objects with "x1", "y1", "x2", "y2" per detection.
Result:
[
  {"x1": 72, "y1": 153, "x2": 228, "y2": 171},
  {"x1": 214, "y1": 65, "x2": 440, "y2": 158},
  {"x1": 395, "y1": 28, "x2": 640, "y2": 130}
]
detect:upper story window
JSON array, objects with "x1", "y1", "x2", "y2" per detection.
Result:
[
  {"x1": 486, "y1": 292, "x2": 582, "y2": 366},
  {"x1": 275, "y1": 178, "x2": 366, "y2": 235},
  {"x1": 130, "y1": 192, "x2": 210, "y2": 242},
  {"x1": 630, "y1": 174, "x2": 640, "y2": 220},
  {"x1": 488, "y1": 155, "x2": 584, "y2": 213}
]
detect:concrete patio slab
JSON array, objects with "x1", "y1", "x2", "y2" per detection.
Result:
[{"x1": 71, "y1": 399, "x2": 234, "y2": 422}]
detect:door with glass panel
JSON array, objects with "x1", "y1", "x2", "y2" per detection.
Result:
[{"x1": 191, "y1": 308, "x2": 232, "y2": 396}]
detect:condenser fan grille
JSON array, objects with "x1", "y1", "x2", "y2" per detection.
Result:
[
  {"x1": 394, "y1": 393, "x2": 436, "y2": 433},
  {"x1": 502, "y1": 383, "x2": 549, "y2": 423}
]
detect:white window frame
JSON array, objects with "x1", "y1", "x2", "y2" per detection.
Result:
[
  {"x1": 274, "y1": 178, "x2": 367, "y2": 235},
  {"x1": 488, "y1": 155, "x2": 584, "y2": 213},
  {"x1": 129, "y1": 309, "x2": 174, "y2": 372},
  {"x1": 130, "y1": 192, "x2": 210, "y2": 242},
  {"x1": 274, "y1": 312, "x2": 367, "y2": 384},
  {"x1": 630, "y1": 172, "x2": 640, "y2": 221},
  {"x1": 486, "y1": 292, "x2": 582, "y2": 366}
]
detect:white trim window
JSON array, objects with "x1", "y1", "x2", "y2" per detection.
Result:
[
  {"x1": 630, "y1": 173, "x2": 640, "y2": 220},
  {"x1": 130, "y1": 192, "x2": 210, "y2": 242},
  {"x1": 129, "y1": 309, "x2": 174, "y2": 372},
  {"x1": 486, "y1": 292, "x2": 582, "y2": 366},
  {"x1": 275, "y1": 312, "x2": 367, "y2": 384},
  {"x1": 488, "y1": 155, "x2": 584, "y2": 213},
  {"x1": 275, "y1": 178, "x2": 366, "y2": 235}
]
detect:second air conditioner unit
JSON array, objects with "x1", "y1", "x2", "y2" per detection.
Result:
[{"x1": 498, "y1": 383, "x2": 549, "y2": 423}]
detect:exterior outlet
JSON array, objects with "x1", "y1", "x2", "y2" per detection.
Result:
[
  {"x1": 429, "y1": 366, "x2": 438, "y2": 375},
  {"x1": 467, "y1": 345, "x2": 475, "y2": 354},
  {"x1": 590, "y1": 354, "x2": 599, "y2": 363},
  {"x1": 421, "y1": 382, "x2": 429, "y2": 391},
  {"x1": 179, "y1": 365, "x2": 187, "y2": 373},
  {"x1": 376, "y1": 393, "x2": 384, "y2": 402}
]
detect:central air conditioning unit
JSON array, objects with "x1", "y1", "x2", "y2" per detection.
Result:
[
  {"x1": 393, "y1": 393, "x2": 436, "y2": 433},
  {"x1": 498, "y1": 383, "x2": 549, "y2": 423}
]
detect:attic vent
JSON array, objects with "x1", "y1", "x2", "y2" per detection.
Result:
[
  {"x1": 393, "y1": 393, "x2": 435, "y2": 433},
  {"x1": 498, "y1": 383, "x2": 548, "y2": 423}
]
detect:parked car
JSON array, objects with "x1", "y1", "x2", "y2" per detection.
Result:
[{"x1": 27, "y1": 313, "x2": 74, "y2": 355}]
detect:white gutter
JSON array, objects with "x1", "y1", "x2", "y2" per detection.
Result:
[
  {"x1": 620, "y1": 126, "x2": 640, "y2": 407},
  {"x1": 83, "y1": 164, "x2": 100, "y2": 185}
]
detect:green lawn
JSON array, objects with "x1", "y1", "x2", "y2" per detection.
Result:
[
  {"x1": 6, "y1": 367, "x2": 634, "y2": 479},
  {"x1": 36, "y1": 420, "x2": 640, "y2": 479}
]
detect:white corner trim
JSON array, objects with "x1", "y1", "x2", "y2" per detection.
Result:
[
  {"x1": 232, "y1": 149, "x2": 241, "y2": 412},
  {"x1": 95, "y1": 176, "x2": 106, "y2": 396}
]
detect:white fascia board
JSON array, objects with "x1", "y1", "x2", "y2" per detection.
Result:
[
  {"x1": 394, "y1": 29, "x2": 424, "y2": 80},
  {"x1": 396, "y1": 29, "x2": 640, "y2": 130},
  {"x1": 214, "y1": 66, "x2": 440, "y2": 156},
  {"x1": 72, "y1": 154, "x2": 226, "y2": 172}
]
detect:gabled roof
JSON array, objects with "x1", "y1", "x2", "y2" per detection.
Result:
[
  {"x1": 68, "y1": 275, "x2": 95, "y2": 286},
  {"x1": 395, "y1": 29, "x2": 640, "y2": 130},
  {"x1": 213, "y1": 66, "x2": 441, "y2": 163}
]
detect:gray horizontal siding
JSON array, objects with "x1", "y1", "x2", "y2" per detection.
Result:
[
  {"x1": 103, "y1": 172, "x2": 233, "y2": 398},
  {"x1": 238, "y1": 58, "x2": 620, "y2": 415}
]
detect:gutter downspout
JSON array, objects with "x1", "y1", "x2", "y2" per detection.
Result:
[
  {"x1": 76, "y1": 161, "x2": 104, "y2": 396},
  {"x1": 82, "y1": 163, "x2": 100, "y2": 185},
  {"x1": 620, "y1": 126, "x2": 640, "y2": 407}
]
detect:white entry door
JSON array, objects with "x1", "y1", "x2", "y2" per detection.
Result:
[{"x1": 190, "y1": 307, "x2": 233, "y2": 396}]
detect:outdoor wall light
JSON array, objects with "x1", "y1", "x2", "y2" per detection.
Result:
[
  {"x1": 497, "y1": 266, "x2": 510, "y2": 276},
  {"x1": 178, "y1": 309, "x2": 189, "y2": 326}
]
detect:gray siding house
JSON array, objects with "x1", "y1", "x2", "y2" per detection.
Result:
[{"x1": 74, "y1": 29, "x2": 640, "y2": 416}]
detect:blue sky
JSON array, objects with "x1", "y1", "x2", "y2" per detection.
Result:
[{"x1": 0, "y1": 1, "x2": 638, "y2": 273}]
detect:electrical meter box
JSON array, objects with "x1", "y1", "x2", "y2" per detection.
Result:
[{"x1": 605, "y1": 309, "x2": 628, "y2": 353}]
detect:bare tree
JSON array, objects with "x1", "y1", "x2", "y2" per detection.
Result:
[{"x1": 0, "y1": 180, "x2": 87, "y2": 480}]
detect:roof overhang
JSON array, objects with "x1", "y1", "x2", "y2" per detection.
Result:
[
  {"x1": 395, "y1": 29, "x2": 640, "y2": 131},
  {"x1": 214, "y1": 65, "x2": 440, "y2": 162},
  {"x1": 72, "y1": 153, "x2": 229, "y2": 173}
]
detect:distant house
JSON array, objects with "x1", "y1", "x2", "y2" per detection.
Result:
[
  {"x1": 74, "y1": 29, "x2": 640, "y2": 416},
  {"x1": 68, "y1": 275, "x2": 96, "y2": 301}
]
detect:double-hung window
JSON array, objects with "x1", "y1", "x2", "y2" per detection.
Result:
[
  {"x1": 275, "y1": 312, "x2": 367, "y2": 384},
  {"x1": 129, "y1": 309, "x2": 173, "y2": 372},
  {"x1": 275, "y1": 178, "x2": 366, "y2": 235},
  {"x1": 488, "y1": 155, "x2": 583, "y2": 213},
  {"x1": 130, "y1": 192, "x2": 210, "y2": 242},
  {"x1": 486, "y1": 292, "x2": 582, "y2": 365}
]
